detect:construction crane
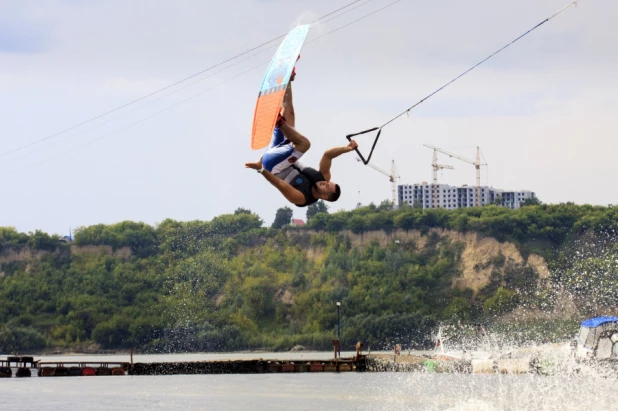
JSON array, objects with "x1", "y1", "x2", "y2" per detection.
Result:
[
  {"x1": 357, "y1": 158, "x2": 400, "y2": 207},
  {"x1": 424, "y1": 146, "x2": 455, "y2": 208},
  {"x1": 423, "y1": 144, "x2": 485, "y2": 207}
]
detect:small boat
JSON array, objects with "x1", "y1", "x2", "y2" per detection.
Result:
[{"x1": 572, "y1": 316, "x2": 618, "y2": 361}]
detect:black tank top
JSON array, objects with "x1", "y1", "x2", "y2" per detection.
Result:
[{"x1": 290, "y1": 166, "x2": 325, "y2": 207}]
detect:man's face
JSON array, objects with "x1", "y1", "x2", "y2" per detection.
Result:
[{"x1": 316, "y1": 181, "x2": 337, "y2": 195}]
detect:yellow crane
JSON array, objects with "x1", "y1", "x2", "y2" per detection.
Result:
[
  {"x1": 424, "y1": 146, "x2": 455, "y2": 208},
  {"x1": 423, "y1": 144, "x2": 486, "y2": 207},
  {"x1": 357, "y1": 158, "x2": 400, "y2": 207}
]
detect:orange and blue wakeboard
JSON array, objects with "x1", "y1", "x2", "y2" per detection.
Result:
[{"x1": 251, "y1": 24, "x2": 310, "y2": 150}]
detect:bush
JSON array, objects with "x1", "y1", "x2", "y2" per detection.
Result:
[
  {"x1": 0, "y1": 326, "x2": 47, "y2": 352},
  {"x1": 483, "y1": 287, "x2": 518, "y2": 316}
]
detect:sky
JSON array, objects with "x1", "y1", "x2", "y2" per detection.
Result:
[{"x1": 1, "y1": 0, "x2": 616, "y2": 235}]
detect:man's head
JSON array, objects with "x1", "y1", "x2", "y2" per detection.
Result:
[{"x1": 314, "y1": 181, "x2": 341, "y2": 202}]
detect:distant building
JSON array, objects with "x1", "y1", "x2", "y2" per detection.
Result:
[
  {"x1": 500, "y1": 191, "x2": 536, "y2": 209},
  {"x1": 398, "y1": 183, "x2": 535, "y2": 210},
  {"x1": 58, "y1": 235, "x2": 73, "y2": 243},
  {"x1": 290, "y1": 219, "x2": 306, "y2": 227}
]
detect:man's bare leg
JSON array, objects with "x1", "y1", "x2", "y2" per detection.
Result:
[
  {"x1": 279, "y1": 123, "x2": 310, "y2": 153},
  {"x1": 279, "y1": 84, "x2": 311, "y2": 153},
  {"x1": 281, "y1": 83, "x2": 295, "y2": 128}
]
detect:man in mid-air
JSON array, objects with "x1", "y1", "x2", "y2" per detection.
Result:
[{"x1": 245, "y1": 68, "x2": 357, "y2": 207}]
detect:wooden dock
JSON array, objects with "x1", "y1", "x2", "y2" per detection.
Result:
[
  {"x1": 130, "y1": 357, "x2": 365, "y2": 375},
  {"x1": 0, "y1": 356, "x2": 367, "y2": 378},
  {"x1": 37, "y1": 362, "x2": 129, "y2": 377},
  {"x1": 0, "y1": 356, "x2": 39, "y2": 378}
]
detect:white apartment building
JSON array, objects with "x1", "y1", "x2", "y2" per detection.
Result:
[
  {"x1": 500, "y1": 191, "x2": 536, "y2": 209},
  {"x1": 398, "y1": 183, "x2": 535, "y2": 210}
]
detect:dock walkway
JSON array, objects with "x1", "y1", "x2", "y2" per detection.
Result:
[{"x1": 1, "y1": 356, "x2": 367, "y2": 377}]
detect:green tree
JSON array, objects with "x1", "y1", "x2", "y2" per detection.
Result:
[
  {"x1": 27, "y1": 230, "x2": 59, "y2": 251},
  {"x1": 325, "y1": 213, "x2": 346, "y2": 232},
  {"x1": 367, "y1": 212, "x2": 394, "y2": 232},
  {"x1": 307, "y1": 213, "x2": 329, "y2": 230},
  {"x1": 306, "y1": 200, "x2": 328, "y2": 221},
  {"x1": 521, "y1": 197, "x2": 541, "y2": 206},
  {"x1": 347, "y1": 215, "x2": 367, "y2": 234},
  {"x1": 443, "y1": 297, "x2": 471, "y2": 322},
  {"x1": 92, "y1": 317, "x2": 131, "y2": 348},
  {"x1": 483, "y1": 287, "x2": 518, "y2": 316},
  {"x1": 0, "y1": 325, "x2": 47, "y2": 352},
  {"x1": 4, "y1": 202, "x2": 618, "y2": 352},
  {"x1": 272, "y1": 207, "x2": 294, "y2": 229},
  {"x1": 210, "y1": 213, "x2": 263, "y2": 235},
  {"x1": 394, "y1": 212, "x2": 417, "y2": 231},
  {"x1": 377, "y1": 200, "x2": 395, "y2": 211},
  {"x1": 452, "y1": 214, "x2": 469, "y2": 232},
  {"x1": 0, "y1": 227, "x2": 28, "y2": 248},
  {"x1": 234, "y1": 208, "x2": 253, "y2": 215}
]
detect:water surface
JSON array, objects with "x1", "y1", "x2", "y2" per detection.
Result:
[{"x1": 0, "y1": 353, "x2": 614, "y2": 410}]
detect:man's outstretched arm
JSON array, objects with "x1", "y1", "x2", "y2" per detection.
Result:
[
  {"x1": 261, "y1": 170, "x2": 306, "y2": 205},
  {"x1": 319, "y1": 140, "x2": 358, "y2": 181},
  {"x1": 245, "y1": 163, "x2": 306, "y2": 205}
]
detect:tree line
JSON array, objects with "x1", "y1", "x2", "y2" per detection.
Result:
[{"x1": 1, "y1": 202, "x2": 616, "y2": 353}]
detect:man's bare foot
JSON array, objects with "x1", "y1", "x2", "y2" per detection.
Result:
[{"x1": 245, "y1": 161, "x2": 262, "y2": 170}]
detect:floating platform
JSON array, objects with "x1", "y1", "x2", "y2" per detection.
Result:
[
  {"x1": 4, "y1": 350, "x2": 614, "y2": 378},
  {"x1": 130, "y1": 358, "x2": 364, "y2": 376},
  {"x1": 0, "y1": 356, "x2": 39, "y2": 378},
  {"x1": 37, "y1": 362, "x2": 129, "y2": 377},
  {"x1": 0, "y1": 356, "x2": 367, "y2": 378}
]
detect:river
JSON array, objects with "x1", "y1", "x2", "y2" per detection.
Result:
[{"x1": 0, "y1": 352, "x2": 614, "y2": 410}]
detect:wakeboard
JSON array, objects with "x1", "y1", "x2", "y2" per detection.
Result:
[{"x1": 251, "y1": 24, "x2": 310, "y2": 150}]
